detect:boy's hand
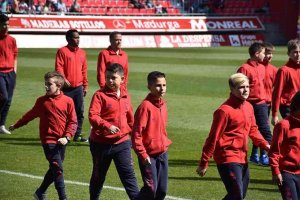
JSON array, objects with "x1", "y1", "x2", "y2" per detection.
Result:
[
  {"x1": 143, "y1": 157, "x2": 151, "y2": 165},
  {"x1": 58, "y1": 137, "x2": 68, "y2": 145},
  {"x1": 272, "y1": 174, "x2": 283, "y2": 186},
  {"x1": 196, "y1": 166, "x2": 207, "y2": 177},
  {"x1": 109, "y1": 125, "x2": 120, "y2": 134},
  {"x1": 9, "y1": 125, "x2": 15, "y2": 132},
  {"x1": 272, "y1": 116, "x2": 279, "y2": 126}
]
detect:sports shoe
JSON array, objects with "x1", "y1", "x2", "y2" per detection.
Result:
[
  {"x1": 73, "y1": 135, "x2": 88, "y2": 142},
  {"x1": 250, "y1": 153, "x2": 259, "y2": 164},
  {"x1": 33, "y1": 189, "x2": 46, "y2": 200},
  {"x1": 260, "y1": 154, "x2": 269, "y2": 166},
  {"x1": 0, "y1": 125, "x2": 11, "y2": 134}
]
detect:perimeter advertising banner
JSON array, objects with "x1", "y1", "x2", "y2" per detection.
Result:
[{"x1": 9, "y1": 15, "x2": 264, "y2": 33}]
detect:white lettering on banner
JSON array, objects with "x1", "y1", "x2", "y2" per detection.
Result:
[
  {"x1": 28, "y1": 20, "x2": 105, "y2": 29},
  {"x1": 181, "y1": 35, "x2": 225, "y2": 43},
  {"x1": 132, "y1": 20, "x2": 180, "y2": 30},
  {"x1": 190, "y1": 19, "x2": 258, "y2": 30}
]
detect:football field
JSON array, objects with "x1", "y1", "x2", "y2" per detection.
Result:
[{"x1": 0, "y1": 47, "x2": 287, "y2": 199}]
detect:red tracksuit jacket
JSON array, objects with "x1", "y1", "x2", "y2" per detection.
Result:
[
  {"x1": 272, "y1": 59, "x2": 300, "y2": 117},
  {"x1": 97, "y1": 46, "x2": 128, "y2": 88},
  {"x1": 0, "y1": 34, "x2": 18, "y2": 72},
  {"x1": 269, "y1": 114, "x2": 300, "y2": 175},
  {"x1": 13, "y1": 93, "x2": 77, "y2": 144},
  {"x1": 132, "y1": 94, "x2": 172, "y2": 161},
  {"x1": 264, "y1": 63, "x2": 277, "y2": 105},
  {"x1": 237, "y1": 59, "x2": 266, "y2": 104},
  {"x1": 55, "y1": 45, "x2": 88, "y2": 91},
  {"x1": 89, "y1": 86, "x2": 133, "y2": 144},
  {"x1": 199, "y1": 94, "x2": 269, "y2": 168}
]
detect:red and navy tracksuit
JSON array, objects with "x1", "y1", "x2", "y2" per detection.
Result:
[
  {"x1": 272, "y1": 59, "x2": 300, "y2": 118},
  {"x1": 199, "y1": 94, "x2": 269, "y2": 199},
  {"x1": 88, "y1": 86, "x2": 139, "y2": 200},
  {"x1": 97, "y1": 46, "x2": 128, "y2": 88},
  {"x1": 238, "y1": 59, "x2": 272, "y2": 156},
  {"x1": 55, "y1": 45, "x2": 88, "y2": 138},
  {"x1": 263, "y1": 63, "x2": 277, "y2": 116},
  {"x1": 132, "y1": 93, "x2": 172, "y2": 200},
  {"x1": 0, "y1": 33, "x2": 18, "y2": 126},
  {"x1": 13, "y1": 93, "x2": 77, "y2": 200},
  {"x1": 269, "y1": 114, "x2": 300, "y2": 200}
]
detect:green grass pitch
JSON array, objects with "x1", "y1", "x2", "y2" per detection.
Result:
[{"x1": 0, "y1": 47, "x2": 288, "y2": 200}]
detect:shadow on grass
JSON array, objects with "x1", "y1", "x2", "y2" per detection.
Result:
[
  {"x1": 169, "y1": 176, "x2": 221, "y2": 182},
  {"x1": 248, "y1": 187, "x2": 279, "y2": 193},
  {"x1": 0, "y1": 136, "x2": 40, "y2": 142}
]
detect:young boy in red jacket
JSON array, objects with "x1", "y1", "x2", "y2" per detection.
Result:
[
  {"x1": 88, "y1": 63, "x2": 139, "y2": 200},
  {"x1": 197, "y1": 73, "x2": 270, "y2": 200},
  {"x1": 9, "y1": 71, "x2": 77, "y2": 200},
  {"x1": 237, "y1": 42, "x2": 272, "y2": 166},
  {"x1": 272, "y1": 39, "x2": 300, "y2": 125},
  {"x1": 262, "y1": 42, "x2": 278, "y2": 116},
  {"x1": 269, "y1": 90, "x2": 300, "y2": 200},
  {"x1": 132, "y1": 71, "x2": 172, "y2": 200}
]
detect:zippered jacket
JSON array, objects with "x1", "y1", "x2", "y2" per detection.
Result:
[{"x1": 0, "y1": 34, "x2": 18, "y2": 72}]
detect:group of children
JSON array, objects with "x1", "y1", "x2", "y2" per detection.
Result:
[
  {"x1": 197, "y1": 39, "x2": 300, "y2": 200},
  {"x1": 9, "y1": 61, "x2": 171, "y2": 199}
]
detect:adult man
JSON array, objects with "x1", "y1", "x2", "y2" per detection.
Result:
[
  {"x1": 97, "y1": 31, "x2": 129, "y2": 88},
  {"x1": 55, "y1": 29, "x2": 88, "y2": 142},
  {"x1": 0, "y1": 14, "x2": 18, "y2": 134}
]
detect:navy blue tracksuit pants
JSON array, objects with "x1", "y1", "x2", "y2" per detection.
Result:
[
  {"x1": 251, "y1": 103, "x2": 272, "y2": 154},
  {"x1": 89, "y1": 140, "x2": 139, "y2": 200},
  {"x1": 136, "y1": 151, "x2": 168, "y2": 200},
  {"x1": 39, "y1": 144, "x2": 67, "y2": 200},
  {"x1": 279, "y1": 172, "x2": 300, "y2": 200},
  {"x1": 63, "y1": 86, "x2": 84, "y2": 138},
  {"x1": 0, "y1": 71, "x2": 16, "y2": 126},
  {"x1": 217, "y1": 163, "x2": 249, "y2": 200}
]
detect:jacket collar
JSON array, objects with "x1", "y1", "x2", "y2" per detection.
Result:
[
  {"x1": 102, "y1": 85, "x2": 127, "y2": 98},
  {"x1": 226, "y1": 93, "x2": 246, "y2": 108},
  {"x1": 145, "y1": 93, "x2": 164, "y2": 108},
  {"x1": 66, "y1": 45, "x2": 79, "y2": 52},
  {"x1": 286, "y1": 58, "x2": 300, "y2": 68},
  {"x1": 246, "y1": 59, "x2": 261, "y2": 67},
  {"x1": 107, "y1": 46, "x2": 124, "y2": 55}
]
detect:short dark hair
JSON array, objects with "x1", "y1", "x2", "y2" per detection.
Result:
[
  {"x1": 66, "y1": 29, "x2": 78, "y2": 41},
  {"x1": 44, "y1": 71, "x2": 65, "y2": 86},
  {"x1": 263, "y1": 42, "x2": 274, "y2": 52},
  {"x1": 109, "y1": 31, "x2": 121, "y2": 41},
  {"x1": 248, "y1": 42, "x2": 264, "y2": 57},
  {"x1": 287, "y1": 39, "x2": 300, "y2": 54},
  {"x1": 106, "y1": 63, "x2": 124, "y2": 76},
  {"x1": 0, "y1": 14, "x2": 9, "y2": 23},
  {"x1": 147, "y1": 71, "x2": 166, "y2": 86}
]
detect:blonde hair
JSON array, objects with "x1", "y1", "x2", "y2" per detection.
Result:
[
  {"x1": 44, "y1": 71, "x2": 65, "y2": 87},
  {"x1": 229, "y1": 73, "x2": 249, "y2": 89}
]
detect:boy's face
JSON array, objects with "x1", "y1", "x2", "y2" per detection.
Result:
[
  {"x1": 255, "y1": 48, "x2": 265, "y2": 63},
  {"x1": 45, "y1": 78, "x2": 61, "y2": 95},
  {"x1": 148, "y1": 77, "x2": 167, "y2": 99},
  {"x1": 0, "y1": 20, "x2": 9, "y2": 35},
  {"x1": 105, "y1": 71, "x2": 124, "y2": 91},
  {"x1": 68, "y1": 31, "x2": 79, "y2": 47},
  {"x1": 263, "y1": 49, "x2": 273, "y2": 64},
  {"x1": 289, "y1": 46, "x2": 300, "y2": 64},
  {"x1": 231, "y1": 80, "x2": 249, "y2": 100}
]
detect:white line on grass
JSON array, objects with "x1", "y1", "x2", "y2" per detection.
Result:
[{"x1": 0, "y1": 169, "x2": 191, "y2": 200}]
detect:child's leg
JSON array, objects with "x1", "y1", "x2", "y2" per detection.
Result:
[
  {"x1": 89, "y1": 141, "x2": 113, "y2": 200},
  {"x1": 217, "y1": 163, "x2": 247, "y2": 200},
  {"x1": 40, "y1": 144, "x2": 67, "y2": 200},
  {"x1": 113, "y1": 140, "x2": 139, "y2": 200},
  {"x1": 279, "y1": 172, "x2": 300, "y2": 200},
  {"x1": 279, "y1": 105, "x2": 291, "y2": 119},
  {"x1": 136, "y1": 156, "x2": 158, "y2": 200},
  {"x1": 154, "y1": 152, "x2": 168, "y2": 200}
]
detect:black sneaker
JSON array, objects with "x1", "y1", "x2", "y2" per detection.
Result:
[
  {"x1": 73, "y1": 136, "x2": 88, "y2": 142},
  {"x1": 33, "y1": 189, "x2": 46, "y2": 200}
]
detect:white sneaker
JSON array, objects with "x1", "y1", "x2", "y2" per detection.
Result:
[{"x1": 0, "y1": 125, "x2": 11, "y2": 134}]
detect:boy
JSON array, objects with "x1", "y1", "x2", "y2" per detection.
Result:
[
  {"x1": 55, "y1": 29, "x2": 88, "y2": 142},
  {"x1": 269, "y1": 91, "x2": 300, "y2": 200},
  {"x1": 197, "y1": 73, "x2": 270, "y2": 200},
  {"x1": 88, "y1": 63, "x2": 139, "y2": 200},
  {"x1": 262, "y1": 42, "x2": 278, "y2": 116},
  {"x1": 237, "y1": 42, "x2": 272, "y2": 166},
  {"x1": 0, "y1": 14, "x2": 18, "y2": 134},
  {"x1": 272, "y1": 39, "x2": 300, "y2": 125},
  {"x1": 132, "y1": 71, "x2": 172, "y2": 200},
  {"x1": 9, "y1": 71, "x2": 77, "y2": 200}
]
